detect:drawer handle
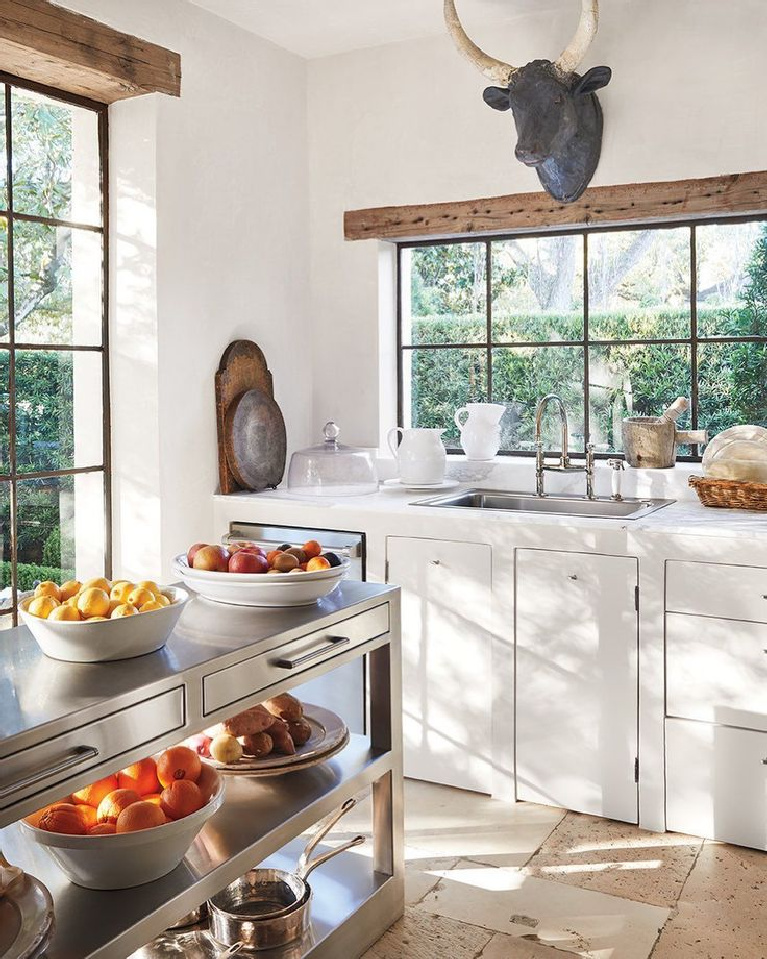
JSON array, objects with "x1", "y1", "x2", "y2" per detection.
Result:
[
  {"x1": 763, "y1": 759, "x2": 767, "y2": 766},
  {"x1": 568, "y1": 574, "x2": 578, "y2": 581},
  {"x1": 276, "y1": 636, "x2": 351, "y2": 670},
  {"x1": 0, "y1": 746, "x2": 99, "y2": 801}
]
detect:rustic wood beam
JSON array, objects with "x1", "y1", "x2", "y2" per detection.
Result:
[
  {"x1": 0, "y1": 0, "x2": 180, "y2": 104},
  {"x1": 344, "y1": 171, "x2": 767, "y2": 242}
]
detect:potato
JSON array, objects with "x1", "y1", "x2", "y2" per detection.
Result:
[
  {"x1": 266, "y1": 719, "x2": 295, "y2": 755},
  {"x1": 263, "y1": 693, "x2": 303, "y2": 723},
  {"x1": 222, "y1": 704, "x2": 274, "y2": 737},
  {"x1": 287, "y1": 719, "x2": 312, "y2": 747},
  {"x1": 239, "y1": 732, "x2": 273, "y2": 758}
]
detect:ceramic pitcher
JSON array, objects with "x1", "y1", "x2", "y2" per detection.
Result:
[
  {"x1": 454, "y1": 403, "x2": 506, "y2": 461},
  {"x1": 387, "y1": 427, "x2": 446, "y2": 485}
]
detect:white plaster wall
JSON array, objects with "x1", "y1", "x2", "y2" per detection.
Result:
[
  {"x1": 307, "y1": 0, "x2": 767, "y2": 447},
  {"x1": 61, "y1": 0, "x2": 311, "y2": 579}
]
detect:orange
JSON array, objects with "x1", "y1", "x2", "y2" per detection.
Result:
[
  {"x1": 88, "y1": 822, "x2": 116, "y2": 835},
  {"x1": 127, "y1": 586, "x2": 155, "y2": 609},
  {"x1": 77, "y1": 587, "x2": 110, "y2": 619},
  {"x1": 39, "y1": 803, "x2": 88, "y2": 835},
  {"x1": 141, "y1": 793, "x2": 163, "y2": 806},
  {"x1": 59, "y1": 579, "x2": 82, "y2": 601},
  {"x1": 78, "y1": 805, "x2": 98, "y2": 828},
  {"x1": 34, "y1": 581, "x2": 62, "y2": 602},
  {"x1": 306, "y1": 556, "x2": 331, "y2": 572},
  {"x1": 160, "y1": 780, "x2": 203, "y2": 820},
  {"x1": 82, "y1": 577, "x2": 111, "y2": 593},
  {"x1": 111, "y1": 603, "x2": 138, "y2": 619},
  {"x1": 48, "y1": 604, "x2": 82, "y2": 622},
  {"x1": 303, "y1": 540, "x2": 322, "y2": 559},
  {"x1": 157, "y1": 746, "x2": 201, "y2": 787},
  {"x1": 28, "y1": 596, "x2": 60, "y2": 619},
  {"x1": 96, "y1": 788, "x2": 141, "y2": 824},
  {"x1": 110, "y1": 581, "x2": 134, "y2": 603},
  {"x1": 72, "y1": 774, "x2": 119, "y2": 807},
  {"x1": 25, "y1": 805, "x2": 52, "y2": 829},
  {"x1": 195, "y1": 763, "x2": 220, "y2": 804},
  {"x1": 139, "y1": 600, "x2": 164, "y2": 613},
  {"x1": 116, "y1": 800, "x2": 166, "y2": 833},
  {"x1": 117, "y1": 757, "x2": 161, "y2": 796}
]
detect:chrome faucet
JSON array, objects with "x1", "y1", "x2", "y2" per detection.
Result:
[{"x1": 534, "y1": 394, "x2": 595, "y2": 499}]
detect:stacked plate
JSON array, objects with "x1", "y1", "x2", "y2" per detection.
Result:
[{"x1": 0, "y1": 872, "x2": 54, "y2": 959}]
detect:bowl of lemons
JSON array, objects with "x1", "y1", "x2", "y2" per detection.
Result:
[{"x1": 19, "y1": 577, "x2": 189, "y2": 663}]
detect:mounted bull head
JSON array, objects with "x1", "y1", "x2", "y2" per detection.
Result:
[{"x1": 444, "y1": 0, "x2": 612, "y2": 203}]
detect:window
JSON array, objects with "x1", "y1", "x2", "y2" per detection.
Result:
[
  {"x1": 399, "y1": 221, "x2": 767, "y2": 456},
  {"x1": 0, "y1": 74, "x2": 109, "y2": 627}
]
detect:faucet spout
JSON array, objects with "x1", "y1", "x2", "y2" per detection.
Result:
[
  {"x1": 534, "y1": 394, "x2": 570, "y2": 467},
  {"x1": 534, "y1": 394, "x2": 593, "y2": 499}
]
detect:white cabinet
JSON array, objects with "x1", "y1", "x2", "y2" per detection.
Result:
[
  {"x1": 386, "y1": 536, "x2": 493, "y2": 793},
  {"x1": 515, "y1": 549, "x2": 639, "y2": 823}
]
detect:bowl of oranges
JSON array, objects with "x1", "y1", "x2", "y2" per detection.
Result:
[
  {"x1": 171, "y1": 539, "x2": 350, "y2": 607},
  {"x1": 19, "y1": 577, "x2": 189, "y2": 663},
  {"x1": 21, "y1": 746, "x2": 224, "y2": 890}
]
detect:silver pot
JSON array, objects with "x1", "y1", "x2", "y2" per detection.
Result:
[{"x1": 208, "y1": 798, "x2": 364, "y2": 952}]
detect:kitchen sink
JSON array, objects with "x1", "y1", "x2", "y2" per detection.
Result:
[{"x1": 413, "y1": 489, "x2": 674, "y2": 520}]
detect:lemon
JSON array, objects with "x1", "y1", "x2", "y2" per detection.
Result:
[
  {"x1": 86, "y1": 616, "x2": 108, "y2": 622},
  {"x1": 127, "y1": 586, "x2": 154, "y2": 609},
  {"x1": 110, "y1": 582, "x2": 134, "y2": 603},
  {"x1": 82, "y1": 577, "x2": 111, "y2": 593},
  {"x1": 59, "y1": 580, "x2": 81, "y2": 601},
  {"x1": 77, "y1": 587, "x2": 111, "y2": 619},
  {"x1": 139, "y1": 600, "x2": 164, "y2": 613},
  {"x1": 155, "y1": 594, "x2": 171, "y2": 607},
  {"x1": 49, "y1": 604, "x2": 81, "y2": 622},
  {"x1": 110, "y1": 603, "x2": 138, "y2": 619},
  {"x1": 136, "y1": 580, "x2": 161, "y2": 599},
  {"x1": 28, "y1": 596, "x2": 60, "y2": 619},
  {"x1": 34, "y1": 581, "x2": 61, "y2": 602},
  {"x1": 65, "y1": 595, "x2": 80, "y2": 609}
]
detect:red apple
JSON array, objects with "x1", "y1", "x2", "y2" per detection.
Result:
[
  {"x1": 229, "y1": 550, "x2": 269, "y2": 574},
  {"x1": 238, "y1": 545, "x2": 266, "y2": 557},
  {"x1": 186, "y1": 733, "x2": 212, "y2": 758},
  {"x1": 193, "y1": 545, "x2": 230, "y2": 572},
  {"x1": 187, "y1": 542, "x2": 207, "y2": 566}
]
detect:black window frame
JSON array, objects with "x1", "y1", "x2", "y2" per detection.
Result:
[{"x1": 0, "y1": 71, "x2": 111, "y2": 626}]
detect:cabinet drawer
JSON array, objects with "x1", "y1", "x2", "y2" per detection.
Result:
[
  {"x1": 666, "y1": 613, "x2": 767, "y2": 731},
  {"x1": 203, "y1": 603, "x2": 389, "y2": 716},
  {"x1": 666, "y1": 560, "x2": 767, "y2": 623},
  {"x1": 665, "y1": 718, "x2": 767, "y2": 850},
  {"x1": 0, "y1": 687, "x2": 185, "y2": 811}
]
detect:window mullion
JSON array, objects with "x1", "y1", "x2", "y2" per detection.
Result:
[
  {"x1": 690, "y1": 226, "x2": 699, "y2": 449},
  {"x1": 485, "y1": 240, "x2": 492, "y2": 403},
  {"x1": 5, "y1": 83, "x2": 18, "y2": 624},
  {"x1": 583, "y1": 233, "x2": 590, "y2": 456}
]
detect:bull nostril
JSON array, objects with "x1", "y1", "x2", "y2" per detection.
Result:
[{"x1": 515, "y1": 146, "x2": 541, "y2": 166}]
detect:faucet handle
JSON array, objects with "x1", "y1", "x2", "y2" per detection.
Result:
[{"x1": 607, "y1": 457, "x2": 625, "y2": 471}]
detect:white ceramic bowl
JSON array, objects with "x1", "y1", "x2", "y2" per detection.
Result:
[
  {"x1": 171, "y1": 555, "x2": 349, "y2": 607},
  {"x1": 19, "y1": 586, "x2": 189, "y2": 663},
  {"x1": 20, "y1": 777, "x2": 225, "y2": 890}
]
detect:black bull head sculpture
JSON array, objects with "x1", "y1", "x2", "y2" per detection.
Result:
[{"x1": 445, "y1": 0, "x2": 612, "y2": 203}]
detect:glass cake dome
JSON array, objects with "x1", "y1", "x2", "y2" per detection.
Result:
[{"x1": 287, "y1": 422, "x2": 379, "y2": 497}]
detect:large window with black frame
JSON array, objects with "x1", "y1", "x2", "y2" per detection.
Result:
[
  {"x1": 398, "y1": 220, "x2": 767, "y2": 457},
  {"x1": 0, "y1": 74, "x2": 110, "y2": 628}
]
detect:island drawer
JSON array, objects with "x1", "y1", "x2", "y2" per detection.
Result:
[
  {"x1": 203, "y1": 602, "x2": 390, "y2": 716},
  {"x1": 665, "y1": 718, "x2": 767, "y2": 851},
  {"x1": 666, "y1": 613, "x2": 767, "y2": 731},
  {"x1": 0, "y1": 686, "x2": 185, "y2": 812},
  {"x1": 666, "y1": 560, "x2": 767, "y2": 623}
]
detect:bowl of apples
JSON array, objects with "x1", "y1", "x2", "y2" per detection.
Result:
[{"x1": 171, "y1": 540, "x2": 350, "y2": 607}]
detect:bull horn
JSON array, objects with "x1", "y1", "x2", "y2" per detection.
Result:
[
  {"x1": 444, "y1": 0, "x2": 516, "y2": 85},
  {"x1": 555, "y1": 0, "x2": 599, "y2": 74}
]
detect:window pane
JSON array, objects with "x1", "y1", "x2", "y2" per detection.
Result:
[
  {"x1": 492, "y1": 346, "x2": 585, "y2": 452},
  {"x1": 0, "y1": 481, "x2": 11, "y2": 613},
  {"x1": 0, "y1": 216, "x2": 8, "y2": 341},
  {"x1": 0, "y1": 350, "x2": 9, "y2": 473},
  {"x1": 589, "y1": 343, "x2": 691, "y2": 452},
  {"x1": 405, "y1": 348, "x2": 487, "y2": 448},
  {"x1": 14, "y1": 221, "x2": 102, "y2": 345},
  {"x1": 403, "y1": 244, "x2": 486, "y2": 346},
  {"x1": 492, "y1": 235, "x2": 584, "y2": 342},
  {"x1": 11, "y1": 87, "x2": 100, "y2": 226},
  {"x1": 17, "y1": 472, "x2": 105, "y2": 585},
  {"x1": 0, "y1": 85, "x2": 6, "y2": 210},
  {"x1": 588, "y1": 228, "x2": 691, "y2": 339},
  {"x1": 697, "y1": 222, "x2": 767, "y2": 337},
  {"x1": 15, "y1": 350, "x2": 103, "y2": 474},
  {"x1": 698, "y1": 341, "x2": 767, "y2": 436}
]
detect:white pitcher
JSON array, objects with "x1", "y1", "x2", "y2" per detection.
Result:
[
  {"x1": 454, "y1": 403, "x2": 506, "y2": 461},
  {"x1": 387, "y1": 427, "x2": 446, "y2": 485}
]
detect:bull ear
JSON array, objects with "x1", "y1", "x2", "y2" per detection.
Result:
[
  {"x1": 483, "y1": 86, "x2": 511, "y2": 111},
  {"x1": 574, "y1": 65, "x2": 612, "y2": 95}
]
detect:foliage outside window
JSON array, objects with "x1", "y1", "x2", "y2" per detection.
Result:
[
  {"x1": 400, "y1": 221, "x2": 767, "y2": 455},
  {"x1": 0, "y1": 75, "x2": 109, "y2": 626}
]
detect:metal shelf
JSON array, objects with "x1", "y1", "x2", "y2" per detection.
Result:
[{"x1": 1, "y1": 737, "x2": 394, "y2": 959}]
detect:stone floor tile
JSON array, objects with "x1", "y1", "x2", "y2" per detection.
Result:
[
  {"x1": 363, "y1": 907, "x2": 493, "y2": 959},
  {"x1": 678, "y1": 840, "x2": 767, "y2": 909},
  {"x1": 480, "y1": 932, "x2": 579, "y2": 958},
  {"x1": 527, "y1": 811, "x2": 703, "y2": 907},
  {"x1": 415, "y1": 862, "x2": 668, "y2": 959}
]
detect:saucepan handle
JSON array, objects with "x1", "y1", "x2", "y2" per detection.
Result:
[
  {"x1": 298, "y1": 835, "x2": 366, "y2": 882},
  {"x1": 296, "y1": 798, "x2": 357, "y2": 877}
]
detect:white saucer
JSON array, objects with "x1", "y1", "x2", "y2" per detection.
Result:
[{"x1": 382, "y1": 478, "x2": 460, "y2": 492}]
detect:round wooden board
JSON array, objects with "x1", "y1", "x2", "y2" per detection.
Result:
[{"x1": 224, "y1": 388, "x2": 286, "y2": 491}]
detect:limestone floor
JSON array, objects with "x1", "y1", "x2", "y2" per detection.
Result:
[{"x1": 327, "y1": 779, "x2": 765, "y2": 959}]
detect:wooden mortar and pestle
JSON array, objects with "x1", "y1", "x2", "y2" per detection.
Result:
[{"x1": 622, "y1": 398, "x2": 708, "y2": 468}]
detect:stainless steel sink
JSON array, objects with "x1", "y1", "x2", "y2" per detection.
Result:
[{"x1": 413, "y1": 488, "x2": 674, "y2": 520}]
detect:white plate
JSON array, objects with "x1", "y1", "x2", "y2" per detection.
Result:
[
  {"x1": 382, "y1": 479, "x2": 460, "y2": 492},
  {"x1": 207, "y1": 705, "x2": 349, "y2": 774},
  {"x1": 19, "y1": 586, "x2": 189, "y2": 663},
  {"x1": 171, "y1": 555, "x2": 349, "y2": 607},
  {"x1": 0, "y1": 873, "x2": 54, "y2": 959}
]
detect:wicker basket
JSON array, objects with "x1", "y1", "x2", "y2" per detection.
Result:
[{"x1": 689, "y1": 475, "x2": 767, "y2": 510}]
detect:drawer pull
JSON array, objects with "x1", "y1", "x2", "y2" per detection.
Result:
[
  {"x1": 568, "y1": 574, "x2": 578, "y2": 581},
  {"x1": 0, "y1": 745, "x2": 99, "y2": 800},
  {"x1": 276, "y1": 636, "x2": 351, "y2": 670},
  {"x1": 763, "y1": 759, "x2": 767, "y2": 766}
]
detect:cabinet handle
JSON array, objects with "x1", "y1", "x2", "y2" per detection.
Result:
[
  {"x1": 275, "y1": 636, "x2": 351, "y2": 670},
  {"x1": 568, "y1": 574, "x2": 578, "y2": 581},
  {"x1": 762, "y1": 758, "x2": 767, "y2": 766},
  {"x1": 430, "y1": 560, "x2": 441, "y2": 566},
  {"x1": 0, "y1": 745, "x2": 99, "y2": 801}
]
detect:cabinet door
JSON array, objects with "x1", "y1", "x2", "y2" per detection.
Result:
[
  {"x1": 386, "y1": 536, "x2": 493, "y2": 793},
  {"x1": 516, "y1": 549, "x2": 638, "y2": 822}
]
